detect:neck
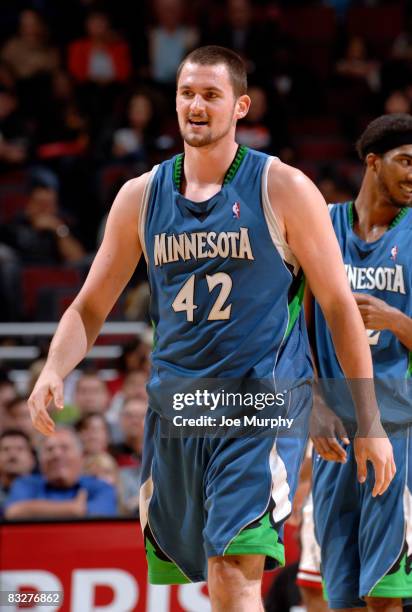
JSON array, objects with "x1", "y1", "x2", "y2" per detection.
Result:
[
  {"x1": 183, "y1": 139, "x2": 239, "y2": 188},
  {"x1": 354, "y1": 175, "x2": 402, "y2": 235}
]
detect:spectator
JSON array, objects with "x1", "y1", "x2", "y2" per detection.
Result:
[
  {"x1": 0, "y1": 87, "x2": 31, "y2": 169},
  {"x1": 106, "y1": 337, "x2": 151, "y2": 396},
  {"x1": 107, "y1": 369, "x2": 148, "y2": 431},
  {"x1": 76, "y1": 413, "x2": 110, "y2": 457},
  {"x1": 335, "y1": 36, "x2": 380, "y2": 93},
  {"x1": 72, "y1": 372, "x2": 111, "y2": 419},
  {"x1": 0, "y1": 377, "x2": 17, "y2": 433},
  {"x1": 0, "y1": 183, "x2": 86, "y2": 265},
  {"x1": 384, "y1": 90, "x2": 411, "y2": 115},
  {"x1": 3, "y1": 396, "x2": 35, "y2": 443},
  {"x1": 67, "y1": 9, "x2": 132, "y2": 132},
  {"x1": 0, "y1": 9, "x2": 59, "y2": 121},
  {"x1": 149, "y1": 0, "x2": 198, "y2": 86},
  {"x1": 4, "y1": 426, "x2": 116, "y2": 519},
  {"x1": 110, "y1": 91, "x2": 157, "y2": 164},
  {"x1": 236, "y1": 85, "x2": 272, "y2": 151},
  {"x1": 111, "y1": 396, "x2": 147, "y2": 468},
  {"x1": 0, "y1": 429, "x2": 35, "y2": 514},
  {"x1": 83, "y1": 452, "x2": 119, "y2": 487}
]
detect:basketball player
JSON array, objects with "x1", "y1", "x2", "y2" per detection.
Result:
[
  {"x1": 28, "y1": 47, "x2": 394, "y2": 612},
  {"x1": 310, "y1": 114, "x2": 412, "y2": 611}
]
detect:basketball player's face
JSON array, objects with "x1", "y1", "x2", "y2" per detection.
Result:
[
  {"x1": 376, "y1": 145, "x2": 412, "y2": 208},
  {"x1": 176, "y1": 62, "x2": 247, "y2": 147}
]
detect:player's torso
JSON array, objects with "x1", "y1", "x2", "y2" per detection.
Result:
[
  {"x1": 142, "y1": 147, "x2": 310, "y2": 382},
  {"x1": 315, "y1": 202, "x2": 412, "y2": 379}
]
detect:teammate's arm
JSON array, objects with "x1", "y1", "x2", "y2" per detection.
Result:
[
  {"x1": 268, "y1": 161, "x2": 396, "y2": 496},
  {"x1": 29, "y1": 175, "x2": 148, "y2": 436},
  {"x1": 354, "y1": 293, "x2": 412, "y2": 351}
]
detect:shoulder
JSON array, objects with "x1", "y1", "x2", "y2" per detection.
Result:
[
  {"x1": 267, "y1": 158, "x2": 314, "y2": 197},
  {"x1": 10, "y1": 473, "x2": 44, "y2": 493}
]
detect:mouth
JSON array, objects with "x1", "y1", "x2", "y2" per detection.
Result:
[
  {"x1": 399, "y1": 182, "x2": 412, "y2": 196},
  {"x1": 188, "y1": 118, "x2": 209, "y2": 127}
]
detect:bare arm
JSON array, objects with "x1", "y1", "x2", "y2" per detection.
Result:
[
  {"x1": 29, "y1": 175, "x2": 149, "y2": 435},
  {"x1": 354, "y1": 293, "x2": 412, "y2": 351},
  {"x1": 5, "y1": 498, "x2": 85, "y2": 520},
  {"x1": 268, "y1": 161, "x2": 395, "y2": 495}
]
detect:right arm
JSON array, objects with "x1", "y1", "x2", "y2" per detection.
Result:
[{"x1": 29, "y1": 175, "x2": 149, "y2": 435}]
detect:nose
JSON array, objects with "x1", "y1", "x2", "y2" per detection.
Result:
[{"x1": 189, "y1": 94, "x2": 205, "y2": 113}]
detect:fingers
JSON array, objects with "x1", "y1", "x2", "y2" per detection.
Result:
[
  {"x1": 371, "y1": 457, "x2": 385, "y2": 497},
  {"x1": 356, "y1": 449, "x2": 367, "y2": 484},
  {"x1": 313, "y1": 437, "x2": 347, "y2": 462},
  {"x1": 50, "y1": 381, "x2": 64, "y2": 411},
  {"x1": 28, "y1": 391, "x2": 55, "y2": 436}
]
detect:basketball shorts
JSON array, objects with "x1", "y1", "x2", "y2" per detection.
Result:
[
  {"x1": 139, "y1": 384, "x2": 311, "y2": 584},
  {"x1": 313, "y1": 427, "x2": 412, "y2": 609},
  {"x1": 296, "y1": 493, "x2": 323, "y2": 590}
]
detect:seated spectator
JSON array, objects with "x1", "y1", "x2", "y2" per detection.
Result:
[
  {"x1": 0, "y1": 87, "x2": 31, "y2": 170},
  {"x1": 106, "y1": 337, "x2": 152, "y2": 396},
  {"x1": 3, "y1": 396, "x2": 35, "y2": 443},
  {"x1": 0, "y1": 375, "x2": 17, "y2": 433},
  {"x1": 149, "y1": 0, "x2": 198, "y2": 86},
  {"x1": 76, "y1": 413, "x2": 110, "y2": 457},
  {"x1": 107, "y1": 369, "x2": 148, "y2": 432},
  {"x1": 110, "y1": 91, "x2": 157, "y2": 164},
  {"x1": 4, "y1": 426, "x2": 116, "y2": 519},
  {"x1": 384, "y1": 90, "x2": 411, "y2": 115},
  {"x1": 335, "y1": 36, "x2": 380, "y2": 93},
  {"x1": 0, "y1": 9, "x2": 59, "y2": 121},
  {"x1": 111, "y1": 396, "x2": 147, "y2": 468},
  {"x1": 236, "y1": 85, "x2": 272, "y2": 151},
  {"x1": 73, "y1": 372, "x2": 111, "y2": 418},
  {"x1": 0, "y1": 182, "x2": 86, "y2": 265},
  {"x1": 83, "y1": 452, "x2": 119, "y2": 488},
  {"x1": 0, "y1": 429, "x2": 35, "y2": 514}
]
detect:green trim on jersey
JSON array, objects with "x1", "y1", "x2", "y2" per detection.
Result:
[
  {"x1": 172, "y1": 145, "x2": 249, "y2": 192},
  {"x1": 407, "y1": 352, "x2": 412, "y2": 378},
  {"x1": 369, "y1": 548, "x2": 412, "y2": 598},
  {"x1": 348, "y1": 201, "x2": 408, "y2": 230},
  {"x1": 224, "y1": 511, "x2": 285, "y2": 565},
  {"x1": 286, "y1": 276, "x2": 306, "y2": 338},
  {"x1": 146, "y1": 536, "x2": 190, "y2": 585}
]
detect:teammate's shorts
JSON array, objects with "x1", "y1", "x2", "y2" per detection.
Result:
[
  {"x1": 139, "y1": 384, "x2": 311, "y2": 584},
  {"x1": 296, "y1": 493, "x2": 323, "y2": 590},
  {"x1": 313, "y1": 427, "x2": 412, "y2": 609}
]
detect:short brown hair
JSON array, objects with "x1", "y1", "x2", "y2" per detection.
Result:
[{"x1": 177, "y1": 45, "x2": 247, "y2": 98}]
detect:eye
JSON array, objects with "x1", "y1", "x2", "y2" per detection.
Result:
[
  {"x1": 207, "y1": 92, "x2": 218, "y2": 99},
  {"x1": 400, "y1": 158, "x2": 411, "y2": 167},
  {"x1": 180, "y1": 90, "x2": 193, "y2": 98}
]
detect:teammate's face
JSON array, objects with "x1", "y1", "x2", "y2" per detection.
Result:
[
  {"x1": 176, "y1": 62, "x2": 249, "y2": 148},
  {"x1": 373, "y1": 145, "x2": 412, "y2": 207}
]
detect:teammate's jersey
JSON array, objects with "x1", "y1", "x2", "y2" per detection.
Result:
[
  {"x1": 140, "y1": 147, "x2": 312, "y2": 400},
  {"x1": 314, "y1": 202, "x2": 412, "y2": 420}
]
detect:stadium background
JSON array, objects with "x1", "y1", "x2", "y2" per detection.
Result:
[{"x1": 0, "y1": 1, "x2": 410, "y2": 610}]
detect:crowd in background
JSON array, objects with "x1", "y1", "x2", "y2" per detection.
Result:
[{"x1": 1, "y1": 0, "x2": 412, "y2": 522}]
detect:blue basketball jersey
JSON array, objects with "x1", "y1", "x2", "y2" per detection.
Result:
[
  {"x1": 314, "y1": 202, "x2": 412, "y2": 421},
  {"x1": 140, "y1": 147, "x2": 312, "y2": 410}
]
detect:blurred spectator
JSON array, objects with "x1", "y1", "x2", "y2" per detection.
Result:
[
  {"x1": 111, "y1": 396, "x2": 147, "y2": 468},
  {"x1": 83, "y1": 452, "x2": 119, "y2": 487},
  {"x1": 0, "y1": 376, "x2": 17, "y2": 432},
  {"x1": 392, "y1": 15, "x2": 412, "y2": 62},
  {"x1": 317, "y1": 166, "x2": 355, "y2": 204},
  {"x1": 107, "y1": 369, "x2": 148, "y2": 430},
  {"x1": 73, "y1": 372, "x2": 111, "y2": 418},
  {"x1": 0, "y1": 429, "x2": 35, "y2": 514},
  {"x1": 0, "y1": 87, "x2": 31, "y2": 169},
  {"x1": 0, "y1": 183, "x2": 86, "y2": 265},
  {"x1": 3, "y1": 396, "x2": 34, "y2": 443},
  {"x1": 335, "y1": 36, "x2": 380, "y2": 93},
  {"x1": 0, "y1": 9, "x2": 59, "y2": 120},
  {"x1": 68, "y1": 9, "x2": 132, "y2": 131},
  {"x1": 384, "y1": 89, "x2": 411, "y2": 115},
  {"x1": 76, "y1": 413, "x2": 110, "y2": 457},
  {"x1": 110, "y1": 91, "x2": 157, "y2": 163},
  {"x1": 106, "y1": 337, "x2": 151, "y2": 396},
  {"x1": 149, "y1": 0, "x2": 198, "y2": 86},
  {"x1": 236, "y1": 85, "x2": 272, "y2": 151},
  {"x1": 4, "y1": 426, "x2": 116, "y2": 519}
]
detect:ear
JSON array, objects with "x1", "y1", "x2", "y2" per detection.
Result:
[
  {"x1": 235, "y1": 95, "x2": 251, "y2": 120},
  {"x1": 365, "y1": 152, "x2": 380, "y2": 172}
]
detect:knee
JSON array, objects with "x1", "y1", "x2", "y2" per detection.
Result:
[
  {"x1": 208, "y1": 556, "x2": 262, "y2": 606},
  {"x1": 364, "y1": 596, "x2": 402, "y2": 611}
]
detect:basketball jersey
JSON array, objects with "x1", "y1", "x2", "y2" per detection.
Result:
[
  {"x1": 315, "y1": 202, "x2": 412, "y2": 422},
  {"x1": 139, "y1": 147, "x2": 312, "y2": 412}
]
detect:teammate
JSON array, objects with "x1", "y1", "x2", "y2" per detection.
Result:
[
  {"x1": 310, "y1": 114, "x2": 412, "y2": 611},
  {"x1": 28, "y1": 47, "x2": 394, "y2": 612}
]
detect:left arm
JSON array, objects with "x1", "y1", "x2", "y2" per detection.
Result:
[{"x1": 354, "y1": 293, "x2": 412, "y2": 351}]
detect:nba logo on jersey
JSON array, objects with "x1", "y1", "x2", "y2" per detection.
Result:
[
  {"x1": 390, "y1": 245, "x2": 398, "y2": 261},
  {"x1": 232, "y1": 202, "x2": 240, "y2": 219}
]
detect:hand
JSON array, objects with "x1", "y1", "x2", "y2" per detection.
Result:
[
  {"x1": 28, "y1": 370, "x2": 64, "y2": 436},
  {"x1": 31, "y1": 213, "x2": 62, "y2": 231},
  {"x1": 73, "y1": 489, "x2": 88, "y2": 517},
  {"x1": 310, "y1": 393, "x2": 349, "y2": 463},
  {"x1": 354, "y1": 432, "x2": 396, "y2": 497},
  {"x1": 353, "y1": 292, "x2": 396, "y2": 331}
]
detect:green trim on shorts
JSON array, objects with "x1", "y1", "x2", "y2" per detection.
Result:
[
  {"x1": 369, "y1": 549, "x2": 412, "y2": 598},
  {"x1": 146, "y1": 535, "x2": 191, "y2": 585},
  {"x1": 224, "y1": 512, "x2": 285, "y2": 566}
]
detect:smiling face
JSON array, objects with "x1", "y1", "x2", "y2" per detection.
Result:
[
  {"x1": 176, "y1": 62, "x2": 249, "y2": 148},
  {"x1": 371, "y1": 144, "x2": 412, "y2": 208}
]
